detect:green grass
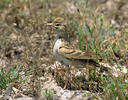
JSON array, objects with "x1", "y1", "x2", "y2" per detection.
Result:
[
  {"x1": 0, "y1": 39, "x2": 8, "y2": 46},
  {"x1": 0, "y1": 65, "x2": 33, "y2": 89},
  {"x1": 99, "y1": 74, "x2": 128, "y2": 100},
  {"x1": 43, "y1": 88, "x2": 56, "y2": 100},
  {"x1": 70, "y1": 5, "x2": 128, "y2": 99},
  {"x1": 0, "y1": 0, "x2": 12, "y2": 8}
]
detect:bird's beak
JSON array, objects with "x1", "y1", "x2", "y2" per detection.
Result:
[{"x1": 44, "y1": 22, "x2": 53, "y2": 26}]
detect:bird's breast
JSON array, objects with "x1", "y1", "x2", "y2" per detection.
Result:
[
  {"x1": 53, "y1": 39, "x2": 62, "y2": 56},
  {"x1": 53, "y1": 39, "x2": 71, "y2": 66}
]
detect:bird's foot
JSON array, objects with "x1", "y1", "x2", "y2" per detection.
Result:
[{"x1": 63, "y1": 79, "x2": 69, "y2": 89}]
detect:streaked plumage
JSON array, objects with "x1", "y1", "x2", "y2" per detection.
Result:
[
  {"x1": 48, "y1": 17, "x2": 103, "y2": 89},
  {"x1": 50, "y1": 17, "x2": 101, "y2": 68},
  {"x1": 58, "y1": 39, "x2": 100, "y2": 60}
]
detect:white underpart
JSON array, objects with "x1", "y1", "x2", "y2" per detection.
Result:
[{"x1": 53, "y1": 39, "x2": 71, "y2": 66}]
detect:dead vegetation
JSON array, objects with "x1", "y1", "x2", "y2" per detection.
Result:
[{"x1": 0, "y1": 0, "x2": 128, "y2": 100}]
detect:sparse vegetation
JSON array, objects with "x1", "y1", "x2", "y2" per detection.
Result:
[
  {"x1": 0, "y1": 65, "x2": 33, "y2": 89},
  {"x1": 0, "y1": 0, "x2": 128, "y2": 99},
  {"x1": 75, "y1": 7, "x2": 128, "y2": 99},
  {"x1": 43, "y1": 88, "x2": 55, "y2": 100},
  {"x1": 0, "y1": 0, "x2": 12, "y2": 8}
]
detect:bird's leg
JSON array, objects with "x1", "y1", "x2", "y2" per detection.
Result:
[
  {"x1": 56, "y1": 66, "x2": 70, "y2": 89},
  {"x1": 63, "y1": 65, "x2": 71, "y2": 89},
  {"x1": 55, "y1": 61, "x2": 66, "y2": 75},
  {"x1": 55, "y1": 62, "x2": 70, "y2": 89}
]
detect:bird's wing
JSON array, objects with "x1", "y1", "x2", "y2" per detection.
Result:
[{"x1": 57, "y1": 40, "x2": 101, "y2": 60}]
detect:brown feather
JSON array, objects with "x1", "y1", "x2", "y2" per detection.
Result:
[{"x1": 57, "y1": 39, "x2": 101, "y2": 60}]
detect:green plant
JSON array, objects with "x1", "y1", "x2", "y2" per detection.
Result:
[
  {"x1": 0, "y1": 65, "x2": 33, "y2": 89},
  {"x1": 0, "y1": 39, "x2": 8, "y2": 46},
  {"x1": 72, "y1": 6, "x2": 128, "y2": 98},
  {"x1": 76, "y1": 24, "x2": 85, "y2": 50},
  {"x1": 40, "y1": 0, "x2": 49, "y2": 8},
  {"x1": 98, "y1": 73, "x2": 128, "y2": 100},
  {"x1": 43, "y1": 88, "x2": 56, "y2": 100},
  {"x1": 0, "y1": 0, "x2": 12, "y2": 8}
]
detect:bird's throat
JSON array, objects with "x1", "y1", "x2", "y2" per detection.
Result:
[{"x1": 53, "y1": 39, "x2": 62, "y2": 57}]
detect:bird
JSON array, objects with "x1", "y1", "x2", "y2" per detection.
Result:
[
  {"x1": 52, "y1": 17, "x2": 101, "y2": 68},
  {"x1": 47, "y1": 17, "x2": 102, "y2": 88},
  {"x1": 53, "y1": 33, "x2": 101, "y2": 68}
]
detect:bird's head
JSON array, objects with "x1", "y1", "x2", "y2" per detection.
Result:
[
  {"x1": 45, "y1": 17, "x2": 67, "y2": 33},
  {"x1": 52, "y1": 17, "x2": 67, "y2": 34},
  {"x1": 45, "y1": 17, "x2": 69, "y2": 40}
]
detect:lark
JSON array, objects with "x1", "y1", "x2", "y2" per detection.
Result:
[
  {"x1": 51, "y1": 18, "x2": 101, "y2": 68},
  {"x1": 47, "y1": 17, "x2": 102, "y2": 88}
]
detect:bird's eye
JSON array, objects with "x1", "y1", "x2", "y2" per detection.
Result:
[
  {"x1": 59, "y1": 36, "x2": 62, "y2": 38},
  {"x1": 56, "y1": 23, "x2": 61, "y2": 26}
]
